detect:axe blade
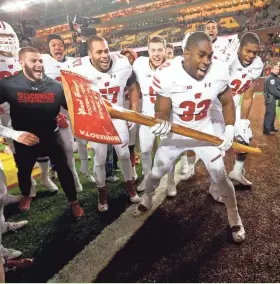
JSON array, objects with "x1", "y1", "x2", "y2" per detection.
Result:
[{"x1": 60, "y1": 70, "x2": 122, "y2": 144}]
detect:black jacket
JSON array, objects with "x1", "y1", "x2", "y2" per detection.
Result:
[
  {"x1": 264, "y1": 72, "x2": 280, "y2": 103},
  {"x1": 0, "y1": 72, "x2": 67, "y2": 136}
]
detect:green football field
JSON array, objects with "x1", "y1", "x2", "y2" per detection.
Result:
[{"x1": 4, "y1": 153, "x2": 145, "y2": 283}]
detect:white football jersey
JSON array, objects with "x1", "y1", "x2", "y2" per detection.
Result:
[
  {"x1": 212, "y1": 55, "x2": 264, "y2": 111},
  {"x1": 229, "y1": 55, "x2": 263, "y2": 107},
  {"x1": 152, "y1": 59, "x2": 230, "y2": 131},
  {"x1": 133, "y1": 57, "x2": 157, "y2": 116},
  {"x1": 42, "y1": 54, "x2": 75, "y2": 81},
  {"x1": 212, "y1": 34, "x2": 239, "y2": 63},
  {"x1": 69, "y1": 53, "x2": 132, "y2": 108},
  {"x1": 0, "y1": 55, "x2": 21, "y2": 122},
  {"x1": 0, "y1": 54, "x2": 21, "y2": 80},
  {"x1": 42, "y1": 54, "x2": 75, "y2": 119}
]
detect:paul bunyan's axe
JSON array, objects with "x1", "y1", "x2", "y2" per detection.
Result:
[{"x1": 61, "y1": 70, "x2": 262, "y2": 155}]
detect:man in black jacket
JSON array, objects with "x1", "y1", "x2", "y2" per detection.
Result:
[
  {"x1": 263, "y1": 64, "x2": 280, "y2": 135},
  {"x1": 0, "y1": 47, "x2": 84, "y2": 218}
]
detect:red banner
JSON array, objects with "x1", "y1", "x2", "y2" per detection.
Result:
[{"x1": 60, "y1": 70, "x2": 122, "y2": 144}]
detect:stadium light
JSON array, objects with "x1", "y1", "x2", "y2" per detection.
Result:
[{"x1": 2, "y1": 1, "x2": 26, "y2": 12}]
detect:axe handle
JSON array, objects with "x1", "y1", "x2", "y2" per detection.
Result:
[{"x1": 105, "y1": 104, "x2": 262, "y2": 156}]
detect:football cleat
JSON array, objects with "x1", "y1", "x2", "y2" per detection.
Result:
[
  {"x1": 167, "y1": 183, "x2": 177, "y2": 197},
  {"x1": 125, "y1": 180, "x2": 142, "y2": 203},
  {"x1": 231, "y1": 225, "x2": 246, "y2": 243},
  {"x1": 130, "y1": 194, "x2": 142, "y2": 203},
  {"x1": 3, "y1": 221, "x2": 28, "y2": 234},
  {"x1": 18, "y1": 196, "x2": 32, "y2": 212},
  {"x1": 132, "y1": 194, "x2": 153, "y2": 218},
  {"x1": 69, "y1": 201, "x2": 84, "y2": 219},
  {"x1": 97, "y1": 187, "x2": 108, "y2": 212},
  {"x1": 228, "y1": 170, "x2": 252, "y2": 186},
  {"x1": 80, "y1": 170, "x2": 96, "y2": 183},
  {"x1": 75, "y1": 181, "x2": 83, "y2": 192},
  {"x1": 40, "y1": 177, "x2": 58, "y2": 192},
  {"x1": 2, "y1": 247, "x2": 22, "y2": 260},
  {"x1": 106, "y1": 175, "x2": 119, "y2": 183}
]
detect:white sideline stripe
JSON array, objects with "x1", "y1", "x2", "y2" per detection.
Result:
[{"x1": 48, "y1": 162, "x2": 181, "y2": 283}]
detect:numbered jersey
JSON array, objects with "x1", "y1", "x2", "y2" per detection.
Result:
[
  {"x1": 152, "y1": 58, "x2": 230, "y2": 131},
  {"x1": 42, "y1": 54, "x2": 75, "y2": 81},
  {"x1": 69, "y1": 54, "x2": 132, "y2": 108},
  {"x1": 0, "y1": 55, "x2": 21, "y2": 80},
  {"x1": 133, "y1": 57, "x2": 157, "y2": 115},
  {"x1": 228, "y1": 55, "x2": 263, "y2": 107},
  {"x1": 212, "y1": 55, "x2": 263, "y2": 112}
]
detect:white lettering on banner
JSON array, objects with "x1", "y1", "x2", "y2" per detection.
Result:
[
  {"x1": 84, "y1": 95, "x2": 92, "y2": 116},
  {"x1": 79, "y1": 130, "x2": 121, "y2": 142},
  {"x1": 76, "y1": 99, "x2": 88, "y2": 116},
  {"x1": 90, "y1": 98, "x2": 97, "y2": 113},
  {"x1": 73, "y1": 81, "x2": 82, "y2": 98},
  {"x1": 95, "y1": 100, "x2": 104, "y2": 119}
]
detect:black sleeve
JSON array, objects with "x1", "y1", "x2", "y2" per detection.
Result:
[
  {"x1": 267, "y1": 78, "x2": 280, "y2": 98},
  {"x1": 126, "y1": 70, "x2": 137, "y2": 87}
]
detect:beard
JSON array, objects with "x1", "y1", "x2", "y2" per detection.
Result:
[{"x1": 25, "y1": 64, "x2": 42, "y2": 82}]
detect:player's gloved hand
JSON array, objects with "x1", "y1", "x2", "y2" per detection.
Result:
[
  {"x1": 57, "y1": 113, "x2": 69, "y2": 128},
  {"x1": 235, "y1": 119, "x2": 252, "y2": 144},
  {"x1": 150, "y1": 121, "x2": 171, "y2": 137},
  {"x1": 217, "y1": 125, "x2": 235, "y2": 151},
  {"x1": 127, "y1": 121, "x2": 136, "y2": 130}
]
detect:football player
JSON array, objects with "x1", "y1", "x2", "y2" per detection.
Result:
[
  {"x1": 204, "y1": 20, "x2": 239, "y2": 60},
  {"x1": 133, "y1": 32, "x2": 245, "y2": 244},
  {"x1": 165, "y1": 43, "x2": 175, "y2": 60},
  {"x1": 209, "y1": 32, "x2": 264, "y2": 202},
  {"x1": 120, "y1": 48, "x2": 139, "y2": 182},
  {"x1": 70, "y1": 36, "x2": 141, "y2": 211},
  {"x1": 133, "y1": 36, "x2": 177, "y2": 197},
  {"x1": 41, "y1": 34, "x2": 87, "y2": 192}
]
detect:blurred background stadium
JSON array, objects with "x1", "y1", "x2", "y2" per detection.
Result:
[{"x1": 0, "y1": 0, "x2": 279, "y2": 75}]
